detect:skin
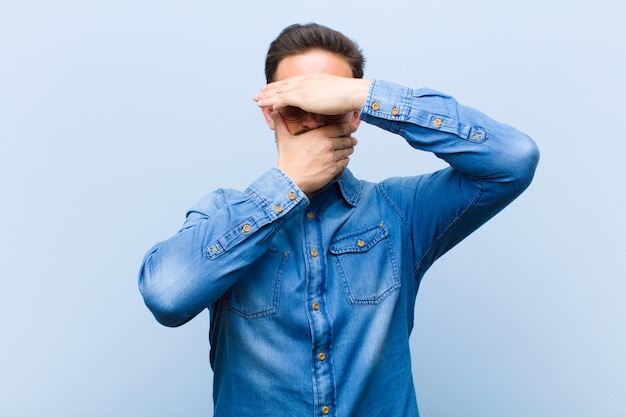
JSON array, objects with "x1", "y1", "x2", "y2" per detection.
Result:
[{"x1": 254, "y1": 49, "x2": 372, "y2": 198}]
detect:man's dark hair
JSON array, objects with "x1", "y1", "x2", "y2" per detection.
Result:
[{"x1": 265, "y1": 23, "x2": 365, "y2": 83}]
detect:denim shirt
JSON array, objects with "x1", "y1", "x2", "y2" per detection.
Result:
[{"x1": 139, "y1": 80, "x2": 539, "y2": 417}]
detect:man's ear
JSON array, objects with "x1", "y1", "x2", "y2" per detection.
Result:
[
  {"x1": 261, "y1": 107, "x2": 276, "y2": 130},
  {"x1": 350, "y1": 111, "x2": 362, "y2": 131}
]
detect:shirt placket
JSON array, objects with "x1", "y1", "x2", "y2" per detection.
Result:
[{"x1": 303, "y1": 207, "x2": 337, "y2": 417}]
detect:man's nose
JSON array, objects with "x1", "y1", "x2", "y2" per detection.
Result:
[{"x1": 301, "y1": 112, "x2": 325, "y2": 129}]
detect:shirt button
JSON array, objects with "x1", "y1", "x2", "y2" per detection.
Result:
[
  {"x1": 357, "y1": 239, "x2": 365, "y2": 248},
  {"x1": 306, "y1": 212, "x2": 314, "y2": 219},
  {"x1": 312, "y1": 301, "x2": 319, "y2": 311},
  {"x1": 322, "y1": 405, "x2": 330, "y2": 415},
  {"x1": 288, "y1": 191, "x2": 296, "y2": 201},
  {"x1": 274, "y1": 204, "x2": 283, "y2": 213},
  {"x1": 432, "y1": 118, "x2": 442, "y2": 126},
  {"x1": 311, "y1": 248, "x2": 318, "y2": 257},
  {"x1": 318, "y1": 352, "x2": 326, "y2": 361},
  {"x1": 371, "y1": 100, "x2": 380, "y2": 111},
  {"x1": 391, "y1": 106, "x2": 400, "y2": 116},
  {"x1": 242, "y1": 224, "x2": 251, "y2": 233}
]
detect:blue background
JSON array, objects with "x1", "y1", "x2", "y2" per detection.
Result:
[{"x1": 1, "y1": 1, "x2": 624, "y2": 416}]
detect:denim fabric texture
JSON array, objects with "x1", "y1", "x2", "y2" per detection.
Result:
[{"x1": 139, "y1": 80, "x2": 540, "y2": 417}]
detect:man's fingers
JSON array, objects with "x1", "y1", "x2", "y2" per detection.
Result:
[
  {"x1": 331, "y1": 135, "x2": 358, "y2": 151},
  {"x1": 320, "y1": 122, "x2": 356, "y2": 140},
  {"x1": 334, "y1": 144, "x2": 355, "y2": 161},
  {"x1": 254, "y1": 80, "x2": 291, "y2": 109}
]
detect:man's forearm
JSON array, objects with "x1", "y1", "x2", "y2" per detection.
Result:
[{"x1": 360, "y1": 80, "x2": 539, "y2": 188}]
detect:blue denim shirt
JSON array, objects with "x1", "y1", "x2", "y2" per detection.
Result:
[{"x1": 139, "y1": 80, "x2": 539, "y2": 417}]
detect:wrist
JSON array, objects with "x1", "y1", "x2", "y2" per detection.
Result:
[{"x1": 351, "y1": 79, "x2": 372, "y2": 111}]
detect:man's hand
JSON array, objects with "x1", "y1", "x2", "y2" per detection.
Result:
[
  {"x1": 254, "y1": 74, "x2": 371, "y2": 115},
  {"x1": 273, "y1": 113, "x2": 357, "y2": 197}
]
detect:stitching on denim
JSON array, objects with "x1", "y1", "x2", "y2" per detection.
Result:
[
  {"x1": 245, "y1": 186, "x2": 274, "y2": 219},
  {"x1": 376, "y1": 181, "x2": 414, "y2": 244},
  {"x1": 331, "y1": 233, "x2": 400, "y2": 305},
  {"x1": 329, "y1": 223, "x2": 388, "y2": 250}
]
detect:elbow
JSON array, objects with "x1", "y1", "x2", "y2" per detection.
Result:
[
  {"x1": 138, "y1": 249, "x2": 194, "y2": 328},
  {"x1": 502, "y1": 131, "x2": 540, "y2": 193},
  {"x1": 140, "y1": 287, "x2": 193, "y2": 328}
]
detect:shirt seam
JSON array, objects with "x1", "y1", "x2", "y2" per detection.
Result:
[{"x1": 376, "y1": 182, "x2": 415, "y2": 253}]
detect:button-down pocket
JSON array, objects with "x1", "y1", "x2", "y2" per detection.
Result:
[
  {"x1": 329, "y1": 224, "x2": 400, "y2": 305},
  {"x1": 226, "y1": 248, "x2": 287, "y2": 319}
]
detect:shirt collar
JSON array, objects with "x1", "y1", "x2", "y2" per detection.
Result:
[{"x1": 335, "y1": 169, "x2": 361, "y2": 207}]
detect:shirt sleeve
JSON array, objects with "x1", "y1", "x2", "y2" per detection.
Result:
[
  {"x1": 138, "y1": 168, "x2": 307, "y2": 327},
  {"x1": 360, "y1": 80, "x2": 540, "y2": 275}
]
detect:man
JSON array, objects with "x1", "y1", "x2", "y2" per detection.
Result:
[{"x1": 139, "y1": 23, "x2": 539, "y2": 416}]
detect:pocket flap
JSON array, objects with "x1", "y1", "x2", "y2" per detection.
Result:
[{"x1": 329, "y1": 223, "x2": 389, "y2": 255}]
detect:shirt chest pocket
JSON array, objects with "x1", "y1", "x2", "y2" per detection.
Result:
[
  {"x1": 226, "y1": 248, "x2": 288, "y2": 319},
  {"x1": 329, "y1": 224, "x2": 401, "y2": 305}
]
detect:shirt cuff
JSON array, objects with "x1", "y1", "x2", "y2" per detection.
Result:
[
  {"x1": 360, "y1": 79, "x2": 488, "y2": 142},
  {"x1": 360, "y1": 79, "x2": 413, "y2": 122},
  {"x1": 244, "y1": 168, "x2": 308, "y2": 221}
]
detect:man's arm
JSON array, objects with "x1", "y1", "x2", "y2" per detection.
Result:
[
  {"x1": 361, "y1": 80, "x2": 539, "y2": 272},
  {"x1": 254, "y1": 73, "x2": 371, "y2": 115},
  {"x1": 138, "y1": 168, "x2": 308, "y2": 327},
  {"x1": 256, "y1": 75, "x2": 540, "y2": 273}
]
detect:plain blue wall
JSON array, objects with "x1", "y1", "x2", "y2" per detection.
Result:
[{"x1": 1, "y1": 1, "x2": 624, "y2": 416}]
